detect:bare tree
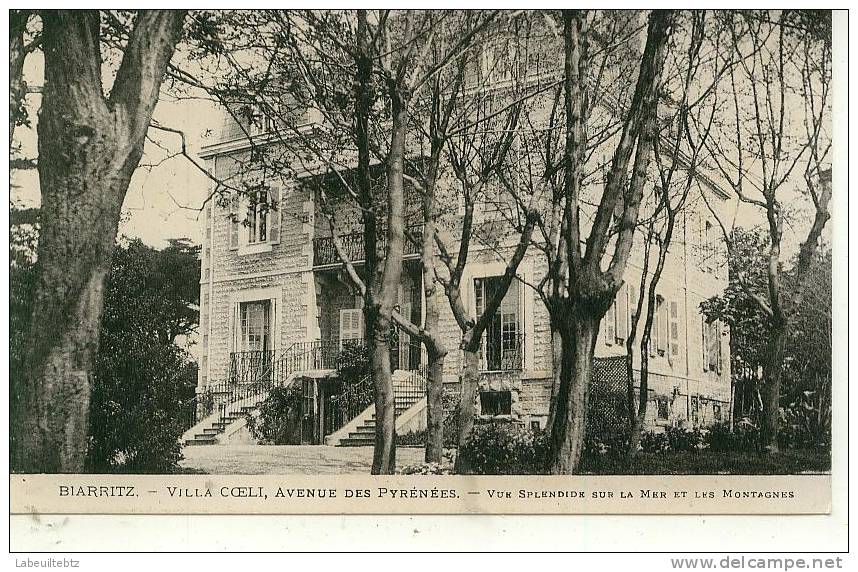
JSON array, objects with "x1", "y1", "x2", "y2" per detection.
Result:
[
  {"x1": 700, "y1": 10, "x2": 831, "y2": 452},
  {"x1": 11, "y1": 10, "x2": 186, "y2": 473},
  {"x1": 176, "y1": 10, "x2": 499, "y2": 472},
  {"x1": 539, "y1": 10, "x2": 674, "y2": 473}
]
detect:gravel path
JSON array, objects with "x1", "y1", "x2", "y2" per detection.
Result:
[{"x1": 180, "y1": 444, "x2": 426, "y2": 474}]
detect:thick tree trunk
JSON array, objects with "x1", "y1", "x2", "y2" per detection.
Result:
[
  {"x1": 369, "y1": 311, "x2": 397, "y2": 474},
  {"x1": 545, "y1": 319, "x2": 563, "y2": 432},
  {"x1": 456, "y1": 348, "x2": 480, "y2": 439},
  {"x1": 11, "y1": 10, "x2": 184, "y2": 473},
  {"x1": 760, "y1": 323, "x2": 787, "y2": 453},
  {"x1": 14, "y1": 101, "x2": 135, "y2": 473},
  {"x1": 549, "y1": 314, "x2": 600, "y2": 474}
]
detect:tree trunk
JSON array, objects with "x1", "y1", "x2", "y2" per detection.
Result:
[
  {"x1": 11, "y1": 10, "x2": 184, "y2": 473},
  {"x1": 545, "y1": 319, "x2": 563, "y2": 432},
  {"x1": 548, "y1": 314, "x2": 600, "y2": 474},
  {"x1": 369, "y1": 311, "x2": 397, "y2": 474},
  {"x1": 453, "y1": 347, "x2": 481, "y2": 471},
  {"x1": 627, "y1": 349, "x2": 650, "y2": 460},
  {"x1": 368, "y1": 75, "x2": 408, "y2": 474},
  {"x1": 14, "y1": 101, "x2": 136, "y2": 472},
  {"x1": 760, "y1": 322, "x2": 787, "y2": 453},
  {"x1": 425, "y1": 344, "x2": 446, "y2": 463}
]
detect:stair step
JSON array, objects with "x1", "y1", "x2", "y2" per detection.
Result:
[
  {"x1": 339, "y1": 437, "x2": 374, "y2": 447},
  {"x1": 186, "y1": 440, "x2": 217, "y2": 446}
]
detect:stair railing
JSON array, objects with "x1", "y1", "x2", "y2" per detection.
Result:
[{"x1": 325, "y1": 374, "x2": 374, "y2": 436}]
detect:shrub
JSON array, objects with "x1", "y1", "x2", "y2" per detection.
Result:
[
  {"x1": 703, "y1": 422, "x2": 734, "y2": 452},
  {"x1": 665, "y1": 425, "x2": 703, "y2": 452},
  {"x1": 456, "y1": 422, "x2": 549, "y2": 475},
  {"x1": 247, "y1": 384, "x2": 303, "y2": 444},
  {"x1": 397, "y1": 429, "x2": 426, "y2": 447},
  {"x1": 779, "y1": 393, "x2": 832, "y2": 450},
  {"x1": 336, "y1": 341, "x2": 371, "y2": 383},
  {"x1": 702, "y1": 420, "x2": 761, "y2": 453},
  {"x1": 397, "y1": 462, "x2": 452, "y2": 475},
  {"x1": 640, "y1": 430, "x2": 670, "y2": 454},
  {"x1": 398, "y1": 391, "x2": 461, "y2": 448}
]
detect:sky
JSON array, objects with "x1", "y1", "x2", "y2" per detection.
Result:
[{"x1": 11, "y1": 50, "x2": 217, "y2": 249}]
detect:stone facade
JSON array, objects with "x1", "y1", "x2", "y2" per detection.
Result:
[{"x1": 197, "y1": 121, "x2": 733, "y2": 435}]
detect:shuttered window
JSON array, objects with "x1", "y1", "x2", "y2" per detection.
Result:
[
  {"x1": 628, "y1": 282, "x2": 638, "y2": 336},
  {"x1": 232, "y1": 187, "x2": 282, "y2": 249},
  {"x1": 615, "y1": 283, "x2": 629, "y2": 341},
  {"x1": 701, "y1": 318, "x2": 722, "y2": 373},
  {"x1": 656, "y1": 297, "x2": 669, "y2": 354},
  {"x1": 339, "y1": 308, "x2": 363, "y2": 348},
  {"x1": 604, "y1": 301, "x2": 616, "y2": 346},
  {"x1": 669, "y1": 299, "x2": 681, "y2": 358}
]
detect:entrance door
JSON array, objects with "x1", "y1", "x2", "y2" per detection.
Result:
[{"x1": 238, "y1": 300, "x2": 272, "y2": 383}]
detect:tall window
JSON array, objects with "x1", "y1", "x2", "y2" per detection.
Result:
[
  {"x1": 702, "y1": 318, "x2": 723, "y2": 373},
  {"x1": 239, "y1": 300, "x2": 271, "y2": 352},
  {"x1": 230, "y1": 187, "x2": 281, "y2": 250},
  {"x1": 475, "y1": 277, "x2": 522, "y2": 371},
  {"x1": 247, "y1": 189, "x2": 269, "y2": 244}
]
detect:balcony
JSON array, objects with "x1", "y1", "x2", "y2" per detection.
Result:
[
  {"x1": 482, "y1": 332, "x2": 525, "y2": 372},
  {"x1": 313, "y1": 226, "x2": 423, "y2": 268}
]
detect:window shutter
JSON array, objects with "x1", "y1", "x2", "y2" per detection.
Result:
[
  {"x1": 628, "y1": 282, "x2": 638, "y2": 334},
  {"x1": 269, "y1": 297, "x2": 277, "y2": 351},
  {"x1": 604, "y1": 302, "x2": 615, "y2": 345},
  {"x1": 268, "y1": 186, "x2": 281, "y2": 245},
  {"x1": 701, "y1": 316, "x2": 709, "y2": 372},
  {"x1": 615, "y1": 284, "x2": 629, "y2": 341},
  {"x1": 231, "y1": 303, "x2": 239, "y2": 352},
  {"x1": 339, "y1": 309, "x2": 363, "y2": 347},
  {"x1": 474, "y1": 278, "x2": 485, "y2": 319},
  {"x1": 657, "y1": 299, "x2": 669, "y2": 354},
  {"x1": 715, "y1": 322, "x2": 723, "y2": 374},
  {"x1": 229, "y1": 194, "x2": 240, "y2": 250},
  {"x1": 649, "y1": 304, "x2": 658, "y2": 357},
  {"x1": 708, "y1": 321, "x2": 721, "y2": 373},
  {"x1": 669, "y1": 299, "x2": 680, "y2": 358}
]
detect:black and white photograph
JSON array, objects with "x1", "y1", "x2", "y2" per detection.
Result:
[{"x1": 8, "y1": 6, "x2": 841, "y2": 506}]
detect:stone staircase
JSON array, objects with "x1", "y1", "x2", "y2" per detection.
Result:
[
  {"x1": 336, "y1": 381, "x2": 423, "y2": 447},
  {"x1": 184, "y1": 402, "x2": 262, "y2": 446}
]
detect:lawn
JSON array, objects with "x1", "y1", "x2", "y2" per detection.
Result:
[{"x1": 580, "y1": 448, "x2": 831, "y2": 475}]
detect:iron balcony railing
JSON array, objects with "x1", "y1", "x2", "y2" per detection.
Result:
[
  {"x1": 482, "y1": 332, "x2": 525, "y2": 372},
  {"x1": 312, "y1": 225, "x2": 423, "y2": 267},
  {"x1": 323, "y1": 374, "x2": 374, "y2": 437}
]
